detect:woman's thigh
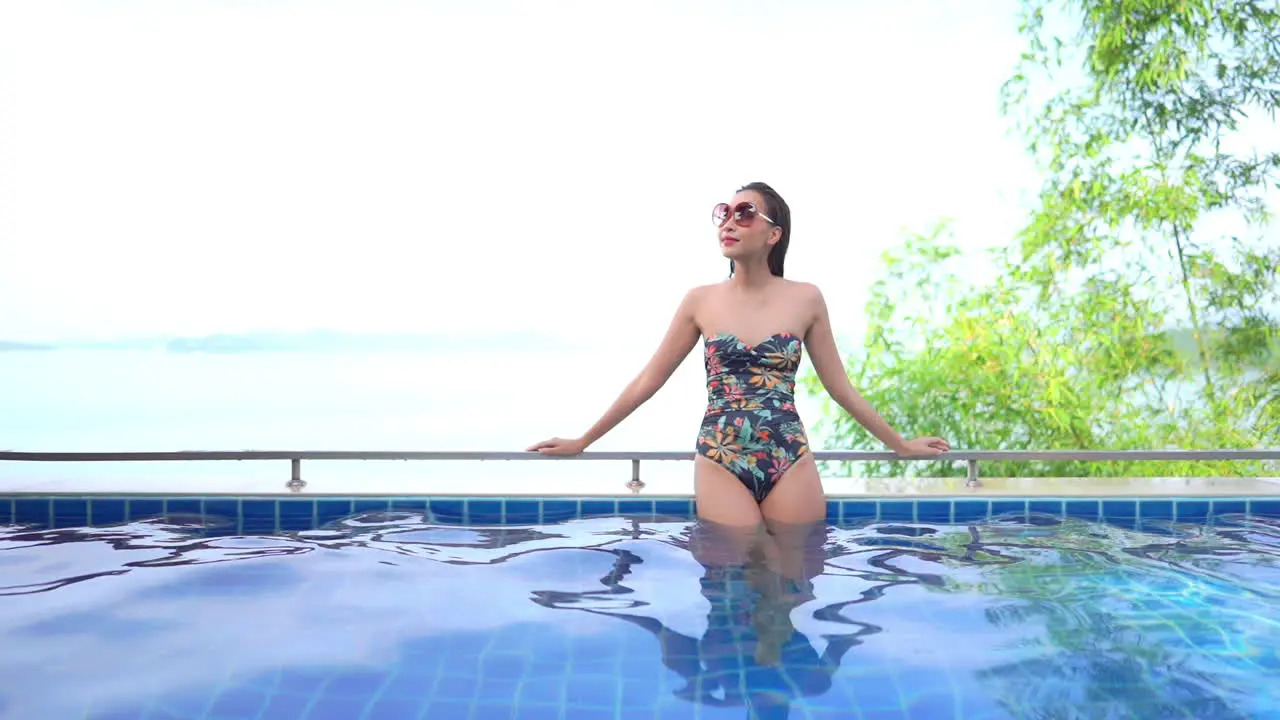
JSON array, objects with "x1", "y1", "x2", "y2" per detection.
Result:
[
  {"x1": 760, "y1": 453, "x2": 826, "y2": 525},
  {"x1": 693, "y1": 455, "x2": 765, "y2": 528}
]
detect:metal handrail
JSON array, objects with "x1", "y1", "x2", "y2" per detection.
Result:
[
  {"x1": 2, "y1": 449, "x2": 1278, "y2": 462},
  {"x1": 2, "y1": 448, "x2": 1277, "y2": 493}
]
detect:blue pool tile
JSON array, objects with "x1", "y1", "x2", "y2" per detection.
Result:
[
  {"x1": 241, "y1": 499, "x2": 277, "y2": 534},
  {"x1": 139, "y1": 710, "x2": 187, "y2": 720},
  {"x1": 580, "y1": 500, "x2": 617, "y2": 518},
  {"x1": 432, "y1": 676, "x2": 477, "y2": 701},
  {"x1": 317, "y1": 499, "x2": 354, "y2": 526},
  {"x1": 619, "y1": 680, "x2": 658, "y2": 708},
  {"x1": 1139, "y1": 499, "x2": 1174, "y2": 520},
  {"x1": 1253, "y1": 500, "x2": 1280, "y2": 519},
  {"x1": 278, "y1": 500, "x2": 316, "y2": 531},
  {"x1": 1213, "y1": 499, "x2": 1248, "y2": 514},
  {"x1": 203, "y1": 499, "x2": 240, "y2": 535},
  {"x1": 991, "y1": 500, "x2": 1026, "y2": 521},
  {"x1": 166, "y1": 498, "x2": 202, "y2": 518},
  {"x1": 390, "y1": 499, "x2": 427, "y2": 514},
  {"x1": 0, "y1": 498, "x2": 13, "y2": 525},
  {"x1": 1176, "y1": 499, "x2": 1210, "y2": 523},
  {"x1": 653, "y1": 499, "x2": 691, "y2": 519},
  {"x1": 381, "y1": 676, "x2": 431, "y2": 700},
  {"x1": 1028, "y1": 500, "x2": 1063, "y2": 518},
  {"x1": 841, "y1": 500, "x2": 878, "y2": 523},
  {"x1": 504, "y1": 500, "x2": 540, "y2": 524},
  {"x1": 203, "y1": 498, "x2": 239, "y2": 518},
  {"x1": 154, "y1": 690, "x2": 217, "y2": 717},
  {"x1": 879, "y1": 501, "x2": 914, "y2": 522},
  {"x1": 304, "y1": 696, "x2": 370, "y2": 720},
  {"x1": 825, "y1": 500, "x2": 841, "y2": 522},
  {"x1": 519, "y1": 681, "x2": 565, "y2": 705},
  {"x1": 1065, "y1": 499, "x2": 1099, "y2": 521},
  {"x1": 208, "y1": 689, "x2": 268, "y2": 718},
  {"x1": 256, "y1": 695, "x2": 310, "y2": 720},
  {"x1": 1101, "y1": 499, "x2": 1139, "y2": 529},
  {"x1": 617, "y1": 499, "x2": 655, "y2": 517},
  {"x1": 657, "y1": 704, "x2": 696, "y2": 720},
  {"x1": 905, "y1": 692, "x2": 962, "y2": 719},
  {"x1": 1102, "y1": 500, "x2": 1137, "y2": 519},
  {"x1": 86, "y1": 708, "x2": 143, "y2": 720},
  {"x1": 540, "y1": 500, "x2": 579, "y2": 523},
  {"x1": 429, "y1": 499, "x2": 465, "y2": 523},
  {"x1": 841, "y1": 674, "x2": 904, "y2": 710},
  {"x1": 467, "y1": 500, "x2": 504, "y2": 525},
  {"x1": 479, "y1": 652, "x2": 529, "y2": 677},
  {"x1": 326, "y1": 671, "x2": 386, "y2": 698},
  {"x1": 276, "y1": 669, "x2": 330, "y2": 695},
  {"x1": 352, "y1": 499, "x2": 389, "y2": 514},
  {"x1": 916, "y1": 500, "x2": 951, "y2": 523},
  {"x1": 807, "y1": 711, "x2": 859, "y2": 720},
  {"x1": 367, "y1": 699, "x2": 422, "y2": 720},
  {"x1": 477, "y1": 679, "x2": 520, "y2": 702},
  {"x1": 14, "y1": 498, "x2": 49, "y2": 528},
  {"x1": 128, "y1": 499, "x2": 164, "y2": 522},
  {"x1": 1212, "y1": 499, "x2": 1248, "y2": 520},
  {"x1": 517, "y1": 705, "x2": 565, "y2": 720},
  {"x1": 423, "y1": 701, "x2": 474, "y2": 719},
  {"x1": 954, "y1": 499, "x2": 989, "y2": 522},
  {"x1": 565, "y1": 709, "x2": 617, "y2": 720},
  {"x1": 52, "y1": 498, "x2": 89, "y2": 528},
  {"x1": 566, "y1": 675, "x2": 618, "y2": 706}
]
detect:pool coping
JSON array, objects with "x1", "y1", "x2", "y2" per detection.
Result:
[{"x1": 2, "y1": 474, "x2": 1279, "y2": 498}]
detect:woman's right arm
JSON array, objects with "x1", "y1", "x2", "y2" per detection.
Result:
[{"x1": 527, "y1": 287, "x2": 703, "y2": 454}]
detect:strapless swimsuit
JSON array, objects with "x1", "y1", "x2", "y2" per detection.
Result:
[{"x1": 695, "y1": 332, "x2": 811, "y2": 503}]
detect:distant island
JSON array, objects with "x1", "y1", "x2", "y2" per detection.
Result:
[
  {"x1": 0, "y1": 330, "x2": 580, "y2": 354},
  {"x1": 0, "y1": 340, "x2": 55, "y2": 351},
  {"x1": 1, "y1": 327, "x2": 1273, "y2": 363},
  {"x1": 163, "y1": 330, "x2": 570, "y2": 353}
]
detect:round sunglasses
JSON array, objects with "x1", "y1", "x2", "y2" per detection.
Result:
[{"x1": 712, "y1": 201, "x2": 775, "y2": 227}]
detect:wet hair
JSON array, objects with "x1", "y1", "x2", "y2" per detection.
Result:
[{"x1": 727, "y1": 181, "x2": 791, "y2": 278}]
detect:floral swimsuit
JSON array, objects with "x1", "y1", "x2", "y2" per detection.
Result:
[{"x1": 696, "y1": 332, "x2": 811, "y2": 503}]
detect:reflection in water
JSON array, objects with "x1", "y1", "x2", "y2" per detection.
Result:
[
  {"x1": 530, "y1": 520, "x2": 875, "y2": 719},
  {"x1": 1, "y1": 510, "x2": 1279, "y2": 719}
]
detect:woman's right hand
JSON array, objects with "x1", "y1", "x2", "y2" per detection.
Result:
[{"x1": 526, "y1": 436, "x2": 588, "y2": 455}]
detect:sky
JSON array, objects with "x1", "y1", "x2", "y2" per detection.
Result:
[{"x1": 0, "y1": 0, "x2": 1214, "y2": 346}]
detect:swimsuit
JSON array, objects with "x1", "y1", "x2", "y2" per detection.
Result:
[{"x1": 695, "y1": 332, "x2": 811, "y2": 503}]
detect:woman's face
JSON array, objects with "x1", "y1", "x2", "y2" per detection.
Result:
[{"x1": 714, "y1": 190, "x2": 778, "y2": 261}]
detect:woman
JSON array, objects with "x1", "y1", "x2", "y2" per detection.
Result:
[{"x1": 528, "y1": 182, "x2": 950, "y2": 527}]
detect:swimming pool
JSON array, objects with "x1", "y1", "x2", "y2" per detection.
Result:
[{"x1": 2, "y1": 495, "x2": 1279, "y2": 719}]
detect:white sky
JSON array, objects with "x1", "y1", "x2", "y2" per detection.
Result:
[{"x1": 0, "y1": 0, "x2": 1251, "y2": 346}]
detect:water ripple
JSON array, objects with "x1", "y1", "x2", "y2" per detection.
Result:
[{"x1": 0, "y1": 511, "x2": 1277, "y2": 719}]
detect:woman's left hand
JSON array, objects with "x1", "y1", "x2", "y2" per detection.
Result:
[{"x1": 895, "y1": 436, "x2": 951, "y2": 457}]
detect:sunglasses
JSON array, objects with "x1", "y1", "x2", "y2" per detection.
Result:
[{"x1": 712, "y1": 201, "x2": 775, "y2": 227}]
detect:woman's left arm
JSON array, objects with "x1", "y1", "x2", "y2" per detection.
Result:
[{"x1": 800, "y1": 283, "x2": 949, "y2": 456}]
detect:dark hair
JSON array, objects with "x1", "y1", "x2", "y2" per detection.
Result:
[{"x1": 727, "y1": 181, "x2": 791, "y2": 278}]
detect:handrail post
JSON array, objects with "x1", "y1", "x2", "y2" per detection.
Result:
[
  {"x1": 287, "y1": 458, "x2": 306, "y2": 492},
  {"x1": 626, "y1": 459, "x2": 644, "y2": 494},
  {"x1": 966, "y1": 459, "x2": 981, "y2": 488}
]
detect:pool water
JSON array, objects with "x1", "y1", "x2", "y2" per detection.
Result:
[{"x1": 2, "y1": 506, "x2": 1279, "y2": 720}]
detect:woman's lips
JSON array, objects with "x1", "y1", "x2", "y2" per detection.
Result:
[{"x1": 720, "y1": 236, "x2": 739, "y2": 246}]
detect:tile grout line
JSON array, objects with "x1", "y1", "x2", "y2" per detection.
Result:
[{"x1": 5, "y1": 495, "x2": 1280, "y2": 529}]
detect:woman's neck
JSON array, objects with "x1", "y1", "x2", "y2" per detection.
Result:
[{"x1": 731, "y1": 258, "x2": 775, "y2": 290}]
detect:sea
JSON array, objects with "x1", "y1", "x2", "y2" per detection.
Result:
[{"x1": 0, "y1": 347, "x2": 833, "y2": 488}]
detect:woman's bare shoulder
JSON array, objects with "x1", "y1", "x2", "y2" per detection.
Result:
[
  {"x1": 781, "y1": 278, "x2": 823, "y2": 300},
  {"x1": 669, "y1": 282, "x2": 726, "y2": 319},
  {"x1": 683, "y1": 281, "x2": 729, "y2": 303}
]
